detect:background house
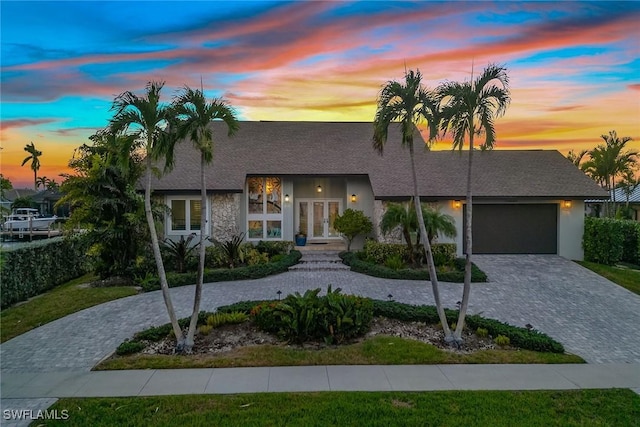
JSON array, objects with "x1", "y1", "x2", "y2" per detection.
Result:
[{"x1": 150, "y1": 121, "x2": 608, "y2": 260}]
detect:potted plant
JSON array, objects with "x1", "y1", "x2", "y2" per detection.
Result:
[{"x1": 295, "y1": 228, "x2": 307, "y2": 246}]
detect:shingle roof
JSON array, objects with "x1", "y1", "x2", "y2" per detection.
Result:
[
  {"x1": 150, "y1": 121, "x2": 608, "y2": 199},
  {"x1": 586, "y1": 186, "x2": 640, "y2": 203}
]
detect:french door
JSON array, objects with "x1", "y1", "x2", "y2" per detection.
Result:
[{"x1": 298, "y1": 199, "x2": 342, "y2": 239}]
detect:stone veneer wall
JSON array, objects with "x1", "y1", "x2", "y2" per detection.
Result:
[
  {"x1": 210, "y1": 193, "x2": 241, "y2": 241},
  {"x1": 373, "y1": 200, "x2": 403, "y2": 243}
]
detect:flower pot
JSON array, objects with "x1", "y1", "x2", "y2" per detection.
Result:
[{"x1": 295, "y1": 234, "x2": 307, "y2": 246}]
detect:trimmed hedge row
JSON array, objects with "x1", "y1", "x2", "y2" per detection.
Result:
[
  {"x1": 140, "y1": 250, "x2": 302, "y2": 292},
  {"x1": 583, "y1": 217, "x2": 640, "y2": 265},
  {"x1": 0, "y1": 236, "x2": 91, "y2": 309},
  {"x1": 339, "y1": 251, "x2": 487, "y2": 282},
  {"x1": 217, "y1": 298, "x2": 565, "y2": 354},
  {"x1": 362, "y1": 241, "x2": 457, "y2": 266}
]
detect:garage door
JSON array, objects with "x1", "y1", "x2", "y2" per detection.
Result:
[{"x1": 463, "y1": 204, "x2": 558, "y2": 254}]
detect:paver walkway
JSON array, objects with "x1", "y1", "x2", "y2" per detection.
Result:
[{"x1": 1, "y1": 255, "x2": 639, "y2": 425}]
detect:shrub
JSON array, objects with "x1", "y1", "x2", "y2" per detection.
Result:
[
  {"x1": 139, "y1": 251, "x2": 302, "y2": 292},
  {"x1": 251, "y1": 287, "x2": 374, "y2": 344},
  {"x1": 245, "y1": 247, "x2": 270, "y2": 266},
  {"x1": 116, "y1": 340, "x2": 145, "y2": 356},
  {"x1": 333, "y1": 209, "x2": 373, "y2": 251},
  {"x1": 255, "y1": 240, "x2": 294, "y2": 257},
  {"x1": 363, "y1": 240, "x2": 410, "y2": 264},
  {"x1": 371, "y1": 300, "x2": 564, "y2": 353},
  {"x1": 619, "y1": 220, "x2": 640, "y2": 265},
  {"x1": 134, "y1": 324, "x2": 173, "y2": 342},
  {"x1": 583, "y1": 217, "x2": 624, "y2": 265},
  {"x1": 339, "y1": 251, "x2": 487, "y2": 283},
  {"x1": 205, "y1": 311, "x2": 248, "y2": 328},
  {"x1": 476, "y1": 327, "x2": 489, "y2": 338},
  {"x1": 198, "y1": 325, "x2": 214, "y2": 336},
  {"x1": 161, "y1": 233, "x2": 199, "y2": 273},
  {"x1": 431, "y1": 243, "x2": 457, "y2": 266},
  {"x1": 0, "y1": 235, "x2": 91, "y2": 308},
  {"x1": 494, "y1": 335, "x2": 511, "y2": 346},
  {"x1": 384, "y1": 254, "x2": 405, "y2": 270},
  {"x1": 210, "y1": 233, "x2": 246, "y2": 268},
  {"x1": 205, "y1": 245, "x2": 226, "y2": 269}
]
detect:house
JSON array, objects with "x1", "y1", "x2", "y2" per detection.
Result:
[
  {"x1": 150, "y1": 121, "x2": 608, "y2": 260},
  {"x1": 586, "y1": 186, "x2": 640, "y2": 221}
]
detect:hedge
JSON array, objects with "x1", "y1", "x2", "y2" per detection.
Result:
[
  {"x1": 0, "y1": 235, "x2": 91, "y2": 308},
  {"x1": 583, "y1": 217, "x2": 640, "y2": 265},
  {"x1": 140, "y1": 250, "x2": 302, "y2": 292},
  {"x1": 339, "y1": 251, "x2": 487, "y2": 282},
  {"x1": 362, "y1": 241, "x2": 457, "y2": 266},
  {"x1": 217, "y1": 298, "x2": 565, "y2": 354}
]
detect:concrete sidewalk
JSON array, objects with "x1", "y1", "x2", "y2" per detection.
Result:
[{"x1": 2, "y1": 363, "x2": 639, "y2": 400}]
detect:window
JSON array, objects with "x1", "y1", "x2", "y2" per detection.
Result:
[
  {"x1": 168, "y1": 197, "x2": 207, "y2": 234},
  {"x1": 247, "y1": 177, "x2": 283, "y2": 240}
]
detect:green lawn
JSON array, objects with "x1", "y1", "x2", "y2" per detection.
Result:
[
  {"x1": 96, "y1": 335, "x2": 583, "y2": 371},
  {"x1": 577, "y1": 261, "x2": 640, "y2": 295},
  {"x1": 1, "y1": 274, "x2": 138, "y2": 343},
  {"x1": 42, "y1": 390, "x2": 640, "y2": 426}
]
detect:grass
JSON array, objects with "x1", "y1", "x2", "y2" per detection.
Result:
[
  {"x1": 0, "y1": 274, "x2": 138, "y2": 343},
  {"x1": 577, "y1": 260, "x2": 640, "y2": 295},
  {"x1": 96, "y1": 335, "x2": 583, "y2": 370},
  {"x1": 44, "y1": 389, "x2": 640, "y2": 426}
]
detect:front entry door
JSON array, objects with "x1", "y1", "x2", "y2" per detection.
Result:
[{"x1": 298, "y1": 199, "x2": 342, "y2": 239}]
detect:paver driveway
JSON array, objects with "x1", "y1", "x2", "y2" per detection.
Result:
[{"x1": 1, "y1": 255, "x2": 639, "y2": 373}]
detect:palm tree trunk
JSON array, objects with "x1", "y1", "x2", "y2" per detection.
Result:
[
  {"x1": 454, "y1": 123, "x2": 474, "y2": 344},
  {"x1": 409, "y1": 142, "x2": 452, "y2": 340},
  {"x1": 145, "y1": 155, "x2": 184, "y2": 349},
  {"x1": 185, "y1": 155, "x2": 207, "y2": 351}
]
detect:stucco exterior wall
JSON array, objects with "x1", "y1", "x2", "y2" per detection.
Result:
[{"x1": 558, "y1": 200, "x2": 585, "y2": 260}]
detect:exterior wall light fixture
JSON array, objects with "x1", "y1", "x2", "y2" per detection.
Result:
[
  {"x1": 453, "y1": 200, "x2": 462, "y2": 209},
  {"x1": 284, "y1": 194, "x2": 290, "y2": 202},
  {"x1": 351, "y1": 194, "x2": 357, "y2": 203},
  {"x1": 317, "y1": 185, "x2": 322, "y2": 193},
  {"x1": 563, "y1": 200, "x2": 572, "y2": 209}
]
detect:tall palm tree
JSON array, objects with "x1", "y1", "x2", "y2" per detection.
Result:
[
  {"x1": 174, "y1": 86, "x2": 239, "y2": 352},
  {"x1": 438, "y1": 64, "x2": 510, "y2": 345},
  {"x1": 373, "y1": 69, "x2": 452, "y2": 341},
  {"x1": 109, "y1": 81, "x2": 185, "y2": 350},
  {"x1": 22, "y1": 142, "x2": 42, "y2": 190}
]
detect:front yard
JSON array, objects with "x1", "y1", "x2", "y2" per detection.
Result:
[{"x1": 577, "y1": 261, "x2": 640, "y2": 295}]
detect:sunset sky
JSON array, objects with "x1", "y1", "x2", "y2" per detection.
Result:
[{"x1": 1, "y1": 1, "x2": 639, "y2": 189}]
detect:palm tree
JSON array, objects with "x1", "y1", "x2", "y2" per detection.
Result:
[
  {"x1": 566, "y1": 149, "x2": 588, "y2": 167},
  {"x1": 35, "y1": 176, "x2": 48, "y2": 190},
  {"x1": 438, "y1": 64, "x2": 510, "y2": 345},
  {"x1": 22, "y1": 142, "x2": 42, "y2": 190},
  {"x1": 582, "y1": 131, "x2": 636, "y2": 216},
  {"x1": 109, "y1": 81, "x2": 185, "y2": 350},
  {"x1": 373, "y1": 69, "x2": 452, "y2": 341},
  {"x1": 174, "y1": 86, "x2": 239, "y2": 352},
  {"x1": 380, "y1": 202, "x2": 456, "y2": 262}
]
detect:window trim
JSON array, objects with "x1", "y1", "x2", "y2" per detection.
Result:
[
  {"x1": 246, "y1": 177, "x2": 283, "y2": 241},
  {"x1": 166, "y1": 196, "x2": 209, "y2": 236}
]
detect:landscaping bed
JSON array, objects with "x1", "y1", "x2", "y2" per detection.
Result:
[
  {"x1": 339, "y1": 243, "x2": 487, "y2": 282},
  {"x1": 98, "y1": 294, "x2": 580, "y2": 370}
]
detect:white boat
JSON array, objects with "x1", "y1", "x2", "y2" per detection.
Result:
[{"x1": 2, "y1": 208, "x2": 57, "y2": 231}]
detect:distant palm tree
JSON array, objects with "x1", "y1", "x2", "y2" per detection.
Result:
[
  {"x1": 566, "y1": 149, "x2": 588, "y2": 167},
  {"x1": 110, "y1": 81, "x2": 185, "y2": 351},
  {"x1": 22, "y1": 142, "x2": 42, "y2": 190},
  {"x1": 438, "y1": 63, "x2": 510, "y2": 344},
  {"x1": 174, "y1": 86, "x2": 239, "y2": 352},
  {"x1": 582, "y1": 131, "x2": 636, "y2": 216},
  {"x1": 373, "y1": 69, "x2": 452, "y2": 341},
  {"x1": 35, "y1": 176, "x2": 48, "y2": 190}
]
